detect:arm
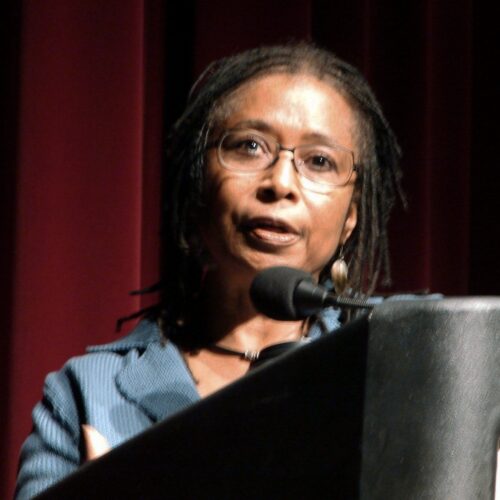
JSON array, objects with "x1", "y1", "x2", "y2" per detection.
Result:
[{"x1": 15, "y1": 370, "x2": 82, "y2": 500}]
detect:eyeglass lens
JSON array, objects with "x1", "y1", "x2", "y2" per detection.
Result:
[{"x1": 218, "y1": 129, "x2": 354, "y2": 188}]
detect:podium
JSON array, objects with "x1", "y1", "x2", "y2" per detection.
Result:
[{"x1": 37, "y1": 298, "x2": 500, "y2": 499}]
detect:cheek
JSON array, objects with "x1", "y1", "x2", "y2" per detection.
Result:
[
  {"x1": 205, "y1": 173, "x2": 252, "y2": 220},
  {"x1": 200, "y1": 171, "x2": 254, "y2": 246},
  {"x1": 303, "y1": 193, "x2": 353, "y2": 267}
]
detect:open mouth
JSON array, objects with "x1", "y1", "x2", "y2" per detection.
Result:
[{"x1": 241, "y1": 217, "x2": 300, "y2": 246}]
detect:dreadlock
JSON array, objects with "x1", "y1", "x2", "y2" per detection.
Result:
[{"x1": 158, "y1": 42, "x2": 404, "y2": 331}]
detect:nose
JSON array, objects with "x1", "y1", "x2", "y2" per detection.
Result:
[{"x1": 257, "y1": 150, "x2": 300, "y2": 202}]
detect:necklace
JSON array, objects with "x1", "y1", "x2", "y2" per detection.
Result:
[
  {"x1": 206, "y1": 337, "x2": 310, "y2": 366},
  {"x1": 206, "y1": 344, "x2": 261, "y2": 361}
]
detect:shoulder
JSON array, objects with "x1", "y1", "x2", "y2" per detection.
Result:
[
  {"x1": 32, "y1": 319, "x2": 171, "y2": 435},
  {"x1": 38, "y1": 320, "x2": 163, "y2": 422},
  {"x1": 86, "y1": 317, "x2": 162, "y2": 354},
  {"x1": 49, "y1": 319, "x2": 199, "y2": 429},
  {"x1": 54, "y1": 319, "x2": 162, "y2": 379},
  {"x1": 367, "y1": 292, "x2": 443, "y2": 305},
  {"x1": 41, "y1": 320, "x2": 159, "y2": 395},
  {"x1": 32, "y1": 318, "x2": 194, "y2": 432},
  {"x1": 308, "y1": 293, "x2": 443, "y2": 338}
]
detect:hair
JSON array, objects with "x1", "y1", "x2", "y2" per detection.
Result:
[{"x1": 157, "y1": 42, "x2": 404, "y2": 330}]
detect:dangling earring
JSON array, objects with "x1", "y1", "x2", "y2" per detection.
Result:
[{"x1": 331, "y1": 246, "x2": 348, "y2": 295}]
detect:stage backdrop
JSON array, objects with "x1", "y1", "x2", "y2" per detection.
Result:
[{"x1": 2, "y1": 0, "x2": 496, "y2": 497}]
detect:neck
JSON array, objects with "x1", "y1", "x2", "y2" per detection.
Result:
[{"x1": 197, "y1": 268, "x2": 305, "y2": 352}]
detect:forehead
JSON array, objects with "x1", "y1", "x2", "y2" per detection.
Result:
[{"x1": 213, "y1": 72, "x2": 358, "y2": 150}]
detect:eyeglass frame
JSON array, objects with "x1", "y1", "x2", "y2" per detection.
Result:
[{"x1": 207, "y1": 127, "x2": 359, "y2": 193}]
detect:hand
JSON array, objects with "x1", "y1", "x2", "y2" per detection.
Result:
[{"x1": 81, "y1": 424, "x2": 111, "y2": 460}]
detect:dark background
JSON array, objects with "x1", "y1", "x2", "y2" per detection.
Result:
[{"x1": 1, "y1": 0, "x2": 497, "y2": 496}]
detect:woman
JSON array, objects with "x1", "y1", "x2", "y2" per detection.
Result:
[{"x1": 15, "y1": 42, "x2": 402, "y2": 498}]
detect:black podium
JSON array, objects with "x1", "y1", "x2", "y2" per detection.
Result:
[{"x1": 37, "y1": 298, "x2": 500, "y2": 499}]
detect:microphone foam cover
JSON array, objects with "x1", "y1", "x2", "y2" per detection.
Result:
[{"x1": 250, "y1": 266, "x2": 313, "y2": 321}]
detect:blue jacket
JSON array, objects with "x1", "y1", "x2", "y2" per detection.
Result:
[{"x1": 15, "y1": 310, "x2": 343, "y2": 499}]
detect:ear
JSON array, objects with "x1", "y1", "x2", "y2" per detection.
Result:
[{"x1": 340, "y1": 199, "x2": 357, "y2": 245}]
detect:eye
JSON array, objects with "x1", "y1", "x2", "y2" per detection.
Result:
[
  {"x1": 239, "y1": 139, "x2": 262, "y2": 156},
  {"x1": 222, "y1": 132, "x2": 270, "y2": 158},
  {"x1": 301, "y1": 150, "x2": 339, "y2": 173}
]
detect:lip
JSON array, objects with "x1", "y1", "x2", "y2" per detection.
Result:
[{"x1": 240, "y1": 217, "x2": 301, "y2": 247}]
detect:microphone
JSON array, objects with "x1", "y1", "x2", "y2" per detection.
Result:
[{"x1": 250, "y1": 266, "x2": 373, "y2": 321}]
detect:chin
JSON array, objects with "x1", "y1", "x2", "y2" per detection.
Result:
[
  {"x1": 219, "y1": 245, "x2": 327, "y2": 281},
  {"x1": 242, "y1": 255, "x2": 308, "y2": 275}
]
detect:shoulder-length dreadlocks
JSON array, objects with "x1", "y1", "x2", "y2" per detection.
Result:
[{"x1": 158, "y1": 42, "x2": 404, "y2": 331}]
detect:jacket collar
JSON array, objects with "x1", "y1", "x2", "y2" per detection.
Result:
[
  {"x1": 88, "y1": 320, "x2": 201, "y2": 422},
  {"x1": 84, "y1": 308, "x2": 342, "y2": 422},
  {"x1": 87, "y1": 319, "x2": 162, "y2": 352}
]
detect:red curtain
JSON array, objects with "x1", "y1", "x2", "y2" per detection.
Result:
[
  {"x1": 2, "y1": 0, "x2": 496, "y2": 497},
  {"x1": 1, "y1": 1, "x2": 164, "y2": 495}
]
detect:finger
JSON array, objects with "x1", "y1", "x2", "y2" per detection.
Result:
[{"x1": 82, "y1": 424, "x2": 111, "y2": 461}]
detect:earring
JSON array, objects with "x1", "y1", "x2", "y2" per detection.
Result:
[{"x1": 331, "y1": 246, "x2": 348, "y2": 295}]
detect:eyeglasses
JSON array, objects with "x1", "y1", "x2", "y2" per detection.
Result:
[{"x1": 215, "y1": 128, "x2": 357, "y2": 193}]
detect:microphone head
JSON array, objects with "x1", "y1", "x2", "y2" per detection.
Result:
[{"x1": 249, "y1": 266, "x2": 314, "y2": 321}]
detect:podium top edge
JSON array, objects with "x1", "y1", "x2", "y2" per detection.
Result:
[{"x1": 373, "y1": 296, "x2": 500, "y2": 312}]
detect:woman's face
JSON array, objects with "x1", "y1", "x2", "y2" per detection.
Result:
[{"x1": 199, "y1": 73, "x2": 358, "y2": 286}]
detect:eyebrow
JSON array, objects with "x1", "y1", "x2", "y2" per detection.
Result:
[
  {"x1": 229, "y1": 119, "x2": 347, "y2": 148},
  {"x1": 230, "y1": 120, "x2": 274, "y2": 134}
]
